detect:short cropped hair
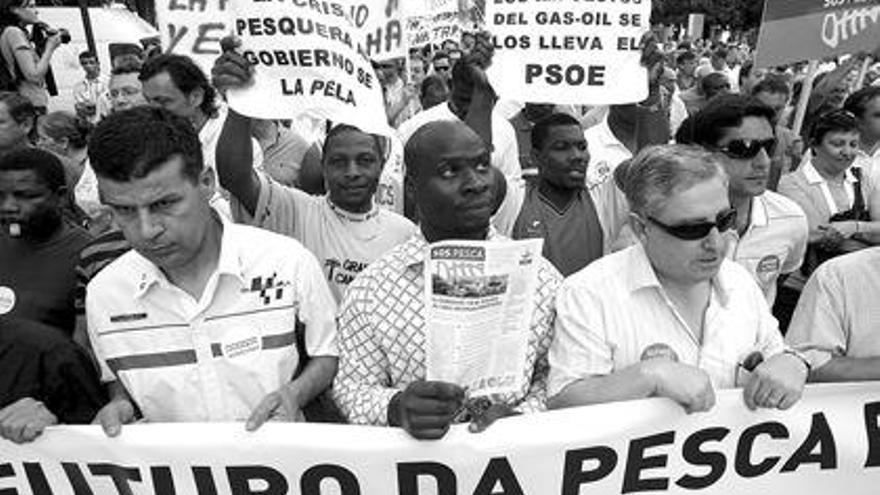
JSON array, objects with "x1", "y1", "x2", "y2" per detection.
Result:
[
  {"x1": 618, "y1": 144, "x2": 727, "y2": 216},
  {"x1": 78, "y1": 51, "x2": 97, "y2": 62},
  {"x1": 808, "y1": 110, "x2": 859, "y2": 146},
  {"x1": 752, "y1": 74, "x2": 790, "y2": 97},
  {"x1": 0, "y1": 92, "x2": 35, "y2": 141},
  {"x1": 0, "y1": 147, "x2": 66, "y2": 192},
  {"x1": 531, "y1": 113, "x2": 582, "y2": 151},
  {"x1": 687, "y1": 94, "x2": 775, "y2": 148},
  {"x1": 676, "y1": 51, "x2": 696, "y2": 65},
  {"x1": 322, "y1": 124, "x2": 386, "y2": 164},
  {"x1": 88, "y1": 107, "x2": 203, "y2": 183},
  {"x1": 139, "y1": 54, "x2": 217, "y2": 119},
  {"x1": 843, "y1": 86, "x2": 880, "y2": 120},
  {"x1": 111, "y1": 60, "x2": 142, "y2": 76}
]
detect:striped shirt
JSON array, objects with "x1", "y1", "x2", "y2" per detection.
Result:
[
  {"x1": 74, "y1": 229, "x2": 131, "y2": 316},
  {"x1": 85, "y1": 221, "x2": 337, "y2": 422}
]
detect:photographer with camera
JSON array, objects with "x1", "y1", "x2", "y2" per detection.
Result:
[{"x1": 0, "y1": 0, "x2": 66, "y2": 113}]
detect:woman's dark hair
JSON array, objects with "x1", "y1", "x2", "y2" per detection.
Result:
[
  {"x1": 808, "y1": 110, "x2": 859, "y2": 146},
  {"x1": 0, "y1": 0, "x2": 26, "y2": 30}
]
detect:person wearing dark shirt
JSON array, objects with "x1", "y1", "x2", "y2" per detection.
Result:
[
  {"x1": 72, "y1": 228, "x2": 130, "y2": 349},
  {"x1": 0, "y1": 317, "x2": 106, "y2": 443},
  {"x1": 0, "y1": 148, "x2": 92, "y2": 335}
]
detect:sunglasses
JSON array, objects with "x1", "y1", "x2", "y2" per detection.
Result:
[
  {"x1": 716, "y1": 138, "x2": 777, "y2": 160},
  {"x1": 647, "y1": 208, "x2": 737, "y2": 240}
]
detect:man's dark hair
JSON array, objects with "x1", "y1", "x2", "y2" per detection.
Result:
[
  {"x1": 843, "y1": 86, "x2": 880, "y2": 120},
  {"x1": 321, "y1": 124, "x2": 385, "y2": 163},
  {"x1": 0, "y1": 92, "x2": 35, "y2": 141},
  {"x1": 139, "y1": 54, "x2": 217, "y2": 118},
  {"x1": 531, "y1": 113, "x2": 581, "y2": 151},
  {"x1": 688, "y1": 94, "x2": 775, "y2": 147},
  {"x1": 676, "y1": 51, "x2": 696, "y2": 65},
  {"x1": 88, "y1": 106, "x2": 203, "y2": 183},
  {"x1": 808, "y1": 110, "x2": 858, "y2": 145},
  {"x1": 0, "y1": 147, "x2": 66, "y2": 192},
  {"x1": 752, "y1": 74, "x2": 790, "y2": 97},
  {"x1": 111, "y1": 60, "x2": 142, "y2": 76},
  {"x1": 712, "y1": 48, "x2": 728, "y2": 60},
  {"x1": 432, "y1": 51, "x2": 449, "y2": 63},
  {"x1": 78, "y1": 51, "x2": 97, "y2": 62}
]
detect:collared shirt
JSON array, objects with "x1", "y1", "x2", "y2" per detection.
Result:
[
  {"x1": 396, "y1": 102, "x2": 522, "y2": 179},
  {"x1": 72, "y1": 76, "x2": 110, "y2": 124},
  {"x1": 778, "y1": 159, "x2": 858, "y2": 234},
  {"x1": 231, "y1": 173, "x2": 416, "y2": 302},
  {"x1": 548, "y1": 243, "x2": 785, "y2": 397},
  {"x1": 785, "y1": 247, "x2": 880, "y2": 370},
  {"x1": 333, "y1": 231, "x2": 562, "y2": 426},
  {"x1": 724, "y1": 192, "x2": 808, "y2": 305},
  {"x1": 582, "y1": 117, "x2": 631, "y2": 189},
  {"x1": 85, "y1": 220, "x2": 337, "y2": 423}
]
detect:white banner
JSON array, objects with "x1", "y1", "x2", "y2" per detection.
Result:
[
  {"x1": 358, "y1": 0, "x2": 406, "y2": 61},
  {"x1": 155, "y1": 0, "x2": 233, "y2": 75},
  {"x1": 226, "y1": 0, "x2": 389, "y2": 135},
  {"x1": 406, "y1": 12, "x2": 467, "y2": 48},
  {"x1": 2, "y1": 384, "x2": 880, "y2": 494},
  {"x1": 485, "y1": 0, "x2": 651, "y2": 105}
]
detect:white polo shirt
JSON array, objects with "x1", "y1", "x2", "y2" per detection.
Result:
[
  {"x1": 396, "y1": 102, "x2": 521, "y2": 179},
  {"x1": 583, "y1": 117, "x2": 632, "y2": 189},
  {"x1": 724, "y1": 192, "x2": 808, "y2": 305},
  {"x1": 548, "y1": 243, "x2": 786, "y2": 397},
  {"x1": 231, "y1": 173, "x2": 416, "y2": 302},
  {"x1": 85, "y1": 220, "x2": 337, "y2": 423}
]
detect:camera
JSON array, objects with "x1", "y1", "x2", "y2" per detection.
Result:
[
  {"x1": 49, "y1": 28, "x2": 71, "y2": 44},
  {"x1": 36, "y1": 23, "x2": 71, "y2": 44}
]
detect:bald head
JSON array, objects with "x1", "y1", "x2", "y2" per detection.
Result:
[{"x1": 404, "y1": 120, "x2": 486, "y2": 180}]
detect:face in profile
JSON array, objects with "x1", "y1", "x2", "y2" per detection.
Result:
[{"x1": 142, "y1": 71, "x2": 201, "y2": 121}]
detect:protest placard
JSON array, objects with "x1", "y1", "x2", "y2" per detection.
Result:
[
  {"x1": 485, "y1": 0, "x2": 651, "y2": 105},
  {"x1": 2, "y1": 384, "x2": 880, "y2": 494},
  {"x1": 406, "y1": 12, "x2": 467, "y2": 48},
  {"x1": 155, "y1": 0, "x2": 232, "y2": 74},
  {"x1": 358, "y1": 0, "x2": 406, "y2": 62},
  {"x1": 225, "y1": 1, "x2": 389, "y2": 135},
  {"x1": 756, "y1": 0, "x2": 880, "y2": 68}
]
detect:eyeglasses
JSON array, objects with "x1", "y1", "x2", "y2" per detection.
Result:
[
  {"x1": 716, "y1": 138, "x2": 777, "y2": 160},
  {"x1": 647, "y1": 208, "x2": 737, "y2": 240}
]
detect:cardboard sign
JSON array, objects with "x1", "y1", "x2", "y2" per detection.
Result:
[
  {"x1": 485, "y1": 0, "x2": 652, "y2": 105},
  {"x1": 225, "y1": 0, "x2": 389, "y2": 135}
]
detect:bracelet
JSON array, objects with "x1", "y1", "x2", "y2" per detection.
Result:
[{"x1": 783, "y1": 349, "x2": 812, "y2": 373}]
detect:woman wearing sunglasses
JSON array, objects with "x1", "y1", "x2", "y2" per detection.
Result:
[
  {"x1": 778, "y1": 110, "x2": 880, "y2": 276},
  {"x1": 549, "y1": 145, "x2": 807, "y2": 415}
]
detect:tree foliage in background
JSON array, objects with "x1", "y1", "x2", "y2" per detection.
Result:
[{"x1": 652, "y1": 0, "x2": 766, "y2": 31}]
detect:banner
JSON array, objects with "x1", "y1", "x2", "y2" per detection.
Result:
[
  {"x1": 485, "y1": 0, "x2": 651, "y2": 105},
  {"x1": 225, "y1": 1, "x2": 389, "y2": 135},
  {"x1": 2, "y1": 384, "x2": 880, "y2": 494},
  {"x1": 155, "y1": 0, "x2": 233, "y2": 74},
  {"x1": 406, "y1": 12, "x2": 467, "y2": 48},
  {"x1": 755, "y1": 0, "x2": 880, "y2": 68},
  {"x1": 358, "y1": 0, "x2": 406, "y2": 61}
]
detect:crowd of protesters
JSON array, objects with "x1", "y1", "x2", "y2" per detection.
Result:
[{"x1": 1, "y1": 0, "x2": 880, "y2": 446}]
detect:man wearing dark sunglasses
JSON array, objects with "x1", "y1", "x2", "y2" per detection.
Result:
[
  {"x1": 681, "y1": 95, "x2": 808, "y2": 308},
  {"x1": 548, "y1": 145, "x2": 807, "y2": 414}
]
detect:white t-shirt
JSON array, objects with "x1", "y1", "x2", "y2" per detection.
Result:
[
  {"x1": 231, "y1": 173, "x2": 416, "y2": 301},
  {"x1": 396, "y1": 102, "x2": 521, "y2": 179}
]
